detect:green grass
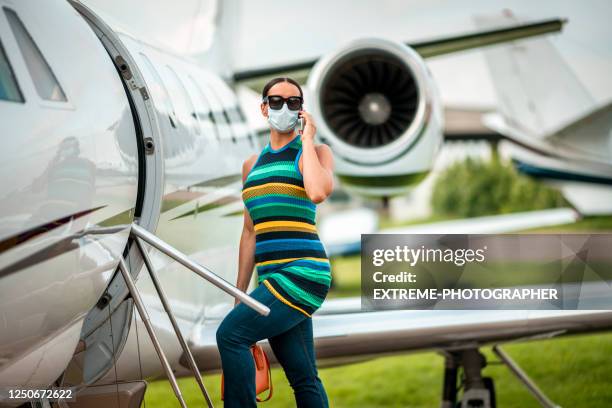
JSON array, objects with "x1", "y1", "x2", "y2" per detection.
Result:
[
  {"x1": 145, "y1": 332, "x2": 612, "y2": 407},
  {"x1": 327, "y1": 255, "x2": 361, "y2": 297}
]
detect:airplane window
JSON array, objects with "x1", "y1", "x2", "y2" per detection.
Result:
[
  {"x1": 0, "y1": 39, "x2": 23, "y2": 103},
  {"x1": 223, "y1": 109, "x2": 233, "y2": 124},
  {"x1": 166, "y1": 66, "x2": 200, "y2": 136},
  {"x1": 227, "y1": 107, "x2": 243, "y2": 124},
  {"x1": 206, "y1": 86, "x2": 236, "y2": 143},
  {"x1": 233, "y1": 106, "x2": 257, "y2": 146},
  {"x1": 226, "y1": 105, "x2": 253, "y2": 144},
  {"x1": 188, "y1": 74, "x2": 219, "y2": 141},
  {"x1": 204, "y1": 83, "x2": 233, "y2": 142},
  {"x1": 227, "y1": 107, "x2": 243, "y2": 143},
  {"x1": 222, "y1": 109, "x2": 236, "y2": 143},
  {"x1": 4, "y1": 7, "x2": 66, "y2": 102},
  {"x1": 186, "y1": 74, "x2": 210, "y2": 117},
  {"x1": 139, "y1": 53, "x2": 177, "y2": 128},
  {"x1": 180, "y1": 77, "x2": 201, "y2": 135},
  {"x1": 236, "y1": 107, "x2": 247, "y2": 122}
]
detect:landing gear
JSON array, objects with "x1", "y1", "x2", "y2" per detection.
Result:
[
  {"x1": 441, "y1": 349, "x2": 496, "y2": 408},
  {"x1": 440, "y1": 346, "x2": 560, "y2": 408},
  {"x1": 492, "y1": 346, "x2": 561, "y2": 408},
  {"x1": 441, "y1": 353, "x2": 459, "y2": 408}
]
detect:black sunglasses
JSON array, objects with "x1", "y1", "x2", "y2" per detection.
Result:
[{"x1": 263, "y1": 95, "x2": 303, "y2": 111}]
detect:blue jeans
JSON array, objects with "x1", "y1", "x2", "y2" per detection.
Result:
[{"x1": 216, "y1": 282, "x2": 329, "y2": 408}]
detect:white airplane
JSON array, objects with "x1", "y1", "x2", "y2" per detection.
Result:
[
  {"x1": 1, "y1": 1, "x2": 611, "y2": 407},
  {"x1": 475, "y1": 12, "x2": 612, "y2": 216}
]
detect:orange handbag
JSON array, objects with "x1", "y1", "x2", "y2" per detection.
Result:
[{"x1": 221, "y1": 343, "x2": 273, "y2": 402}]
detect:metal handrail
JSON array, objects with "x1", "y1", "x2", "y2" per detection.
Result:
[
  {"x1": 117, "y1": 258, "x2": 189, "y2": 407},
  {"x1": 117, "y1": 222, "x2": 271, "y2": 408},
  {"x1": 135, "y1": 237, "x2": 214, "y2": 408},
  {"x1": 131, "y1": 223, "x2": 270, "y2": 316}
]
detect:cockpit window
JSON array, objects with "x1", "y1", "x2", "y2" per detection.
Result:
[
  {"x1": 4, "y1": 7, "x2": 67, "y2": 102},
  {"x1": 0, "y1": 39, "x2": 23, "y2": 103}
]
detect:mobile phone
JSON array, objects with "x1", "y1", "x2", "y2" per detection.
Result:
[{"x1": 298, "y1": 117, "x2": 304, "y2": 132}]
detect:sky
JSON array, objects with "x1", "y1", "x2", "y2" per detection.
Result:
[{"x1": 228, "y1": 0, "x2": 612, "y2": 109}]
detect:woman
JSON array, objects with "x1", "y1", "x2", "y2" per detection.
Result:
[{"x1": 216, "y1": 77, "x2": 334, "y2": 408}]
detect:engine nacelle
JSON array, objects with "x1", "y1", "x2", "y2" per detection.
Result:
[{"x1": 307, "y1": 38, "x2": 443, "y2": 197}]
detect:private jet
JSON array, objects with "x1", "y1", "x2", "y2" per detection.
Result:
[{"x1": 1, "y1": 1, "x2": 611, "y2": 407}]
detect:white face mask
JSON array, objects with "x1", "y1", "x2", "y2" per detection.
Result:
[{"x1": 267, "y1": 103, "x2": 299, "y2": 133}]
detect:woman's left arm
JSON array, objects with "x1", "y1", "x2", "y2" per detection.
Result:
[{"x1": 299, "y1": 110, "x2": 334, "y2": 204}]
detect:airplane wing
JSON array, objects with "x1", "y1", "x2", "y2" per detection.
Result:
[
  {"x1": 186, "y1": 302, "x2": 612, "y2": 372},
  {"x1": 232, "y1": 18, "x2": 566, "y2": 83}
]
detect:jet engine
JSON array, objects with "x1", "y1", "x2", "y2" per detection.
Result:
[{"x1": 307, "y1": 38, "x2": 443, "y2": 197}]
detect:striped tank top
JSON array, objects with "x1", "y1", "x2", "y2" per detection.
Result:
[{"x1": 242, "y1": 134, "x2": 331, "y2": 317}]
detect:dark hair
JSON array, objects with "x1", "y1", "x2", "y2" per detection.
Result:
[{"x1": 261, "y1": 77, "x2": 303, "y2": 100}]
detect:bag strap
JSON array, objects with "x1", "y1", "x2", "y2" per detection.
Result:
[
  {"x1": 255, "y1": 348, "x2": 273, "y2": 402},
  {"x1": 220, "y1": 373, "x2": 225, "y2": 400}
]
